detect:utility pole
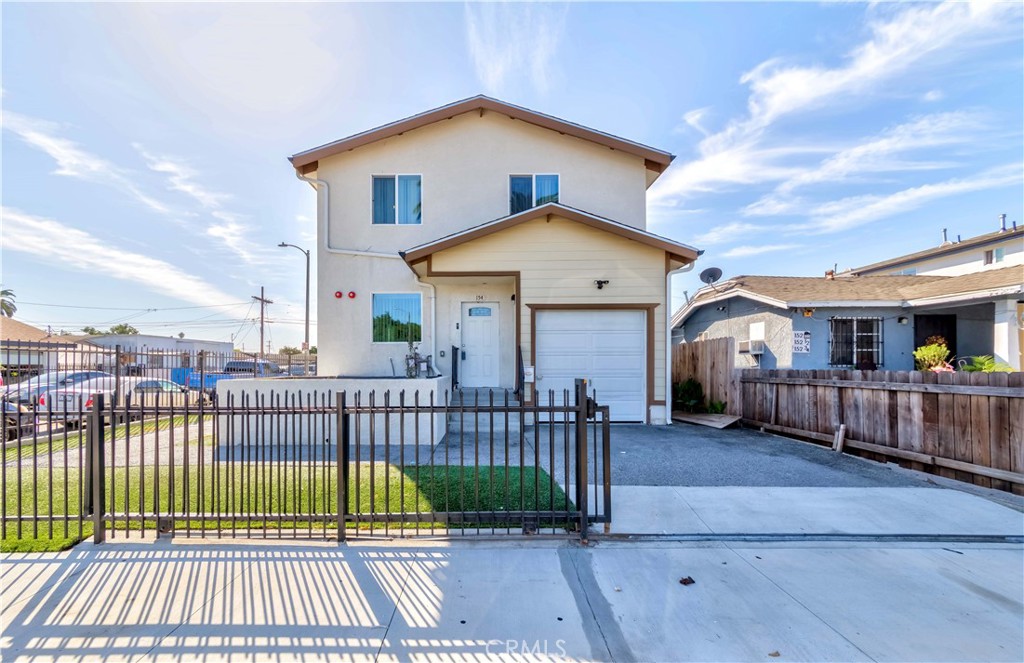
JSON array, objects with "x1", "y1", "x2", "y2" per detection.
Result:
[{"x1": 252, "y1": 287, "x2": 273, "y2": 360}]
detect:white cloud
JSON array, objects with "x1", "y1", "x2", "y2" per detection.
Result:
[
  {"x1": 652, "y1": 1, "x2": 1021, "y2": 202},
  {"x1": 744, "y1": 111, "x2": 987, "y2": 216},
  {"x1": 2, "y1": 111, "x2": 170, "y2": 214},
  {"x1": 721, "y1": 244, "x2": 801, "y2": 258},
  {"x1": 135, "y1": 145, "x2": 230, "y2": 209},
  {"x1": 797, "y1": 163, "x2": 1022, "y2": 234},
  {"x1": 464, "y1": 2, "x2": 568, "y2": 95},
  {"x1": 135, "y1": 146, "x2": 273, "y2": 265},
  {"x1": 1, "y1": 207, "x2": 239, "y2": 307},
  {"x1": 96, "y1": 4, "x2": 350, "y2": 126},
  {"x1": 691, "y1": 221, "x2": 767, "y2": 247},
  {"x1": 923, "y1": 89, "x2": 945, "y2": 102},
  {"x1": 676, "y1": 107, "x2": 712, "y2": 136}
]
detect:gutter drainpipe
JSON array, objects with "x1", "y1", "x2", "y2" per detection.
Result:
[
  {"x1": 295, "y1": 170, "x2": 437, "y2": 366},
  {"x1": 665, "y1": 260, "x2": 696, "y2": 424}
]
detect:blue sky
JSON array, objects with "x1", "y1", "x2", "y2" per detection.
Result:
[{"x1": 2, "y1": 1, "x2": 1022, "y2": 351}]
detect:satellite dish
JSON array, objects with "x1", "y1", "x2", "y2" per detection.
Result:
[{"x1": 699, "y1": 267, "x2": 723, "y2": 285}]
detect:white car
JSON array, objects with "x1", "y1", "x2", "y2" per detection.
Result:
[{"x1": 39, "y1": 377, "x2": 204, "y2": 423}]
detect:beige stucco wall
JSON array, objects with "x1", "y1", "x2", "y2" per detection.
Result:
[
  {"x1": 312, "y1": 110, "x2": 650, "y2": 259},
  {"x1": 863, "y1": 235, "x2": 1023, "y2": 276},
  {"x1": 430, "y1": 215, "x2": 668, "y2": 405}
]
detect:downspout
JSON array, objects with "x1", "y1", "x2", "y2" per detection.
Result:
[
  {"x1": 295, "y1": 170, "x2": 397, "y2": 259},
  {"x1": 665, "y1": 259, "x2": 696, "y2": 424},
  {"x1": 295, "y1": 169, "x2": 438, "y2": 366}
]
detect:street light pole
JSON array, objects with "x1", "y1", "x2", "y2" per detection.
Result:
[{"x1": 278, "y1": 242, "x2": 311, "y2": 375}]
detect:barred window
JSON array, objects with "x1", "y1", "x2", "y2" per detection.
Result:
[{"x1": 829, "y1": 317, "x2": 883, "y2": 368}]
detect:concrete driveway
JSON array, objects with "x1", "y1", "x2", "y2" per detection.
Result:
[{"x1": 593, "y1": 423, "x2": 1024, "y2": 537}]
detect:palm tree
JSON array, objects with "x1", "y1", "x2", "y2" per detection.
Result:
[{"x1": 0, "y1": 289, "x2": 16, "y2": 318}]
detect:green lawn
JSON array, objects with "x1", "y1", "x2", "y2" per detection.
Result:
[
  {"x1": 5, "y1": 415, "x2": 214, "y2": 463},
  {"x1": 2, "y1": 463, "x2": 572, "y2": 552}
]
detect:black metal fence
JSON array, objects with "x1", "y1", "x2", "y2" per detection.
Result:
[{"x1": 3, "y1": 344, "x2": 611, "y2": 546}]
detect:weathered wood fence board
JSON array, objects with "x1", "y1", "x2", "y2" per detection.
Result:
[
  {"x1": 736, "y1": 368, "x2": 1024, "y2": 494},
  {"x1": 671, "y1": 338, "x2": 736, "y2": 412}
]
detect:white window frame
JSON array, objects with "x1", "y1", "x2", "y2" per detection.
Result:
[
  {"x1": 371, "y1": 174, "x2": 423, "y2": 226},
  {"x1": 371, "y1": 292, "x2": 424, "y2": 344},
  {"x1": 508, "y1": 173, "x2": 560, "y2": 214}
]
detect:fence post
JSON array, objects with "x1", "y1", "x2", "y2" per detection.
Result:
[
  {"x1": 574, "y1": 379, "x2": 589, "y2": 542},
  {"x1": 90, "y1": 393, "x2": 106, "y2": 544},
  {"x1": 336, "y1": 391, "x2": 349, "y2": 542}
]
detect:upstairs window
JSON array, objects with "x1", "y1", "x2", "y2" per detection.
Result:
[
  {"x1": 373, "y1": 175, "x2": 421, "y2": 225},
  {"x1": 983, "y1": 248, "x2": 1005, "y2": 265},
  {"x1": 829, "y1": 317, "x2": 883, "y2": 368},
  {"x1": 510, "y1": 174, "x2": 559, "y2": 214}
]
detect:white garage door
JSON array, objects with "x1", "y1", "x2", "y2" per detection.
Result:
[{"x1": 535, "y1": 310, "x2": 646, "y2": 422}]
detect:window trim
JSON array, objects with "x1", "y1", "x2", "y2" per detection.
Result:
[
  {"x1": 371, "y1": 174, "x2": 423, "y2": 226},
  {"x1": 508, "y1": 173, "x2": 560, "y2": 215},
  {"x1": 828, "y1": 316, "x2": 884, "y2": 368},
  {"x1": 371, "y1": 292, "x2": 424, "y2": 344}
]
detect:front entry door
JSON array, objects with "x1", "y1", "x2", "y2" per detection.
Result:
[{"x1": 460, "y1": 302, "x2": 500, "y2": 387}]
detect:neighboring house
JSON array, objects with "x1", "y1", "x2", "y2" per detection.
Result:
[
  {"x1": 1, "y1": 318, "x2": 82, "y2": 379},
  {"x1": 290, "y1": 96, "x2": 701, "y2": 423},
  {"x1": 844, "y1": 220, "x2": 1023, "y2": 277},
  {"x1": 673, "y1": 266, "x2": 1023, "y2": 371}
]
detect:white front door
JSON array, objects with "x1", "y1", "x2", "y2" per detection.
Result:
[{"x1": 460, "y1": 302, "x2": 500, "y2": 387}]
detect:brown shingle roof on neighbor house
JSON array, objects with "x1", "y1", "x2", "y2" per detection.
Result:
[
  {"x1": 289, "y1": 95, "x2": 675, "y2": 175},
  {"x1": 688, "y1": 274, "x2": 947, "y2": 307},
  {"x1": 678, "y1": 266, "x2": 1023, "y2": 324},
  {"x1": 846, "y1": 226, "x2": 1024, "y2": 275},
  {"x1": 0, "y1": 318, "x2": 52, "y2": 343},
  {"x1": 902, "y1": 265, "x2": 1024, "y2": 300}
]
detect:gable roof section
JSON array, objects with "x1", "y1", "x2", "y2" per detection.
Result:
[
  {"x1": 846, "y1": 226, "x2": 1023, "y2": 275},
  {"x1": 673, "y1": 267, "x2": 1024, "y2": 327},
  {"x1": 400, "y1": 202, "x2": 701, "y2": 266},
  {"x1": 1, "y1": 318, "x2": 52, "y2": 343},
  {"x1": 290, "y1": 95, "x2": 675, "y2": 176}
]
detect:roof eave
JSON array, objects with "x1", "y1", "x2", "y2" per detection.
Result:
[{"x1": 289, "y1": 95, "x2": 674, "y2": 174}]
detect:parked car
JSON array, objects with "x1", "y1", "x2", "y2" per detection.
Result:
[
  {"x1": 37, "y1": 375, "x2": 128, "y2": 417},
  {"x1": 170, "y1": 359, "x2": 285, "y2": 393},
  {"x1": 2, "y1": 371, "x2": 111, "y2": 408},
  {"x1": 4, "y1": 401, "x2": 35, "y2": 441},
  {"x1": 39, "y1": 377, "x2": 206, "y2": 425}
]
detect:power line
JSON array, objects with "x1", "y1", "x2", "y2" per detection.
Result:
[{"x1": 17, "y1": 301, "x2": 250, "y2": 311}]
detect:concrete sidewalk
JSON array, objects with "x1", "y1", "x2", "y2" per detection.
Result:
[{"x1": 2, "y1": 537, "x2": 1022, "y2": 662}]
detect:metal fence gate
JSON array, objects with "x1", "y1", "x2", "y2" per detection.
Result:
[{"x1": 3, "y1": 356, "x2": 611, "y2": 545}]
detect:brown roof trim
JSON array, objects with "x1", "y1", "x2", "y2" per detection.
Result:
[
  {"x1": 289, "y1": 95, "x2": 675, "y2": 175},
  {"x1": 400, "y1": 202, "x2": 702, "y2": 264},
  {"x1": 846, "y1": 226, "x2": 1024, "y2": 275}
]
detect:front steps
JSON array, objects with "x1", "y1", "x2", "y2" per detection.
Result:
[{"x1": 447, "y1": 387, "x2": 521, "y2": 435}]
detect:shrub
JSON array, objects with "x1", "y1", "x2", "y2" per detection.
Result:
[
  {"x1": 707, "y1": 400, "x2": 727, "y2": 414},
  {"x1": 913, "y1": 342, "x2": 951, "y2": 371},
  {"x1": 673, "y1": 378, "x2": 705, "y2": 413},
  {"x1": 960, "y1": 355, "x2": 1014, "y2": 373}
]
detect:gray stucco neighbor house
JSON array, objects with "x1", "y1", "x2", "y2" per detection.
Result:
[{"x1": 672, "y1": 267, "x2": 1022, "y2": 371}]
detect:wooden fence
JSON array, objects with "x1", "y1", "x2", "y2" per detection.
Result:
[
  {"x1": 672, "y1": 338, "x2": 736, "y2": 411},
  {"x1": 736, "y1": 369, "x2": 1024, "y2": 494}
]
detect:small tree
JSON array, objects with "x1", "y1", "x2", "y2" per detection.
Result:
[
  {"x1": 108, "y1": 323, "x2": 139, "y2": 335},
  {"x1": 279, "y1": 346, "x2": 302, "y2": 356},
  {"x1": 82, "y1": 326, "x2": 103, "y2": 335},
  {"x1": 1, "y1": 288, "x2": 16, "y2": 318}
]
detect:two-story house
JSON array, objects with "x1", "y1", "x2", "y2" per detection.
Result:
[{"x1": 289, "y1": 96, "x2": 701, "y2": 423}]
